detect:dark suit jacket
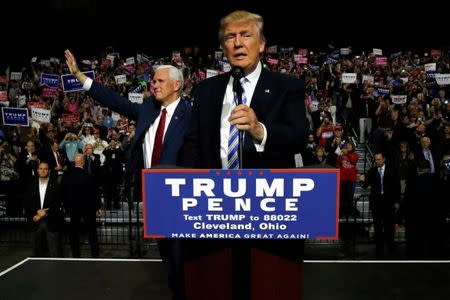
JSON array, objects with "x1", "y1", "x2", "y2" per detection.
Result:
[
  {"x1": 179, "y1": 68, "x2": 307, "y2": 260},
  {"x1": 362, "y1": 164, "x2": 401, "y2": 209},
  {"x1": 42, "y1": 149, "x2": 68, "y2": 178},
  {"x1": 88, "y1": 82, "x2": 192, "y2": 174},
  {"x1": 415, "y1": 149, "x2": 440, "y2": 175},
  {"x1": 25, "y1": 178, "x2": 64, "y2": 232},
  {"x1": 84, "y1": 153, "x2": 101, "y2": 178},
  {"x1": 62, "y1": 167, "x2": 100, "y2": 215},
  {"x1": 179, "y1": 68, "x2": 307, "y2": 169}
]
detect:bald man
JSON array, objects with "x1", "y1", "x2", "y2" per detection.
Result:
[{"x1": 62, "y1": 153, "x2": 102, "y2": 258}]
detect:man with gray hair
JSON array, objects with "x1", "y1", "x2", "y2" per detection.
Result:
[{"x1": 65, "y1": 50, "x2": 191, "y2": 299}]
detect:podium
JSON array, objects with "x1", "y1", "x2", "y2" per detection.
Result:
[
  {"x1": 142, "y1": 168, "x2": 339, "y2": 300},
  {"x1": 183, "y1": 240, "x2": 304, "y2": 300}
]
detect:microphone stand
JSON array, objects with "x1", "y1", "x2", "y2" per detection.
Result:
[{"x1": 233, "y1": 77, "x2": 244, "y2": 169}]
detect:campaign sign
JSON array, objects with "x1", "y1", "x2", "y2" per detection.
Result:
[
  {"x1": 143, "y1": 169, "x2": 339, "y2": 240},
  {"x1": 41, "y1": 73, "x2": 59, "y2": 88},
  {"x1": 61, "y1": 71, "x2": 95, "y2": 92},
  {"x1": 2, "y1": 107, "x2": 29, "y2": 126}
]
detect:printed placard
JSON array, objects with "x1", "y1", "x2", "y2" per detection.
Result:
[
  {"x1": 431, "y1": 49, "x2": 442, "y2": 57},
  {"x1": 424, "y1": 63, "x2": 436, "y2": 72},
  {"x1": 2, "y1": 107, "x2": 29, "y2": 126},
  {"x1": 115, "y1": 74, "x2": 127, "y2": 85},
  {"x1": 143, "y1": 169, "x2": 339, "y2": 240},
  {"x1": 267, "y1": 58, "x2": 279, "y2": 65},
  {"x1": 375, "y1": 57, "x2": 387, "y2": 66},
  {"x1": 62, "y1": 113, "x2": 80, "y2": 124},
  {"x1": 435, "y1": 74, "x2": 450, "y2": 85},
  {"x1": 206, "y1": 69, "x2": 219, "y2": 79},
  {"x1": 373, "y1": 48, "x2": 383, "y2": 56},
  {"x1": 340, "y1": 48, "x2": 350, "y2": 55},
  {"x1": 10, "y1": 72, "x2": 22, "y2": 81},
  {"x1": 61, "y1": 71, "x2": 95, "y2": 92},
  {"x1": 342, "y1": 73, "x2": 357, "y2": 84},
  {"x1": 126, "y1": 57, "x2": 135, "y2": 65},
  {"x1": 41, "y1": 73, "x2": 59, "y2": 88},
  {"x1": 392, "y1": 95, "x2": 407, "y2": 104},
  {"x1": 42, "y1": 87, "x2": 58, "y2": 98},
  {"x1": 128, "y1": 93, "x2": 144, "y2": 104},
  {"x1": 31, "y1": 107, "x2": 51, "y2": 123}
]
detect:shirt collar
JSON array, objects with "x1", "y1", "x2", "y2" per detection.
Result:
[
  {"x1": 244, "y1": 61, "x2": 262, "y2": 85},
  {"x1": 230, "y1": 61, "x2": 262, "y2": 86},
  {"x1": 162, "y1": 97, "x2": 180, "y2": 117}
]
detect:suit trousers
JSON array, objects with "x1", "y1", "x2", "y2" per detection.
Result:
[{"x1": 31, "y1": 221, "x2": 63, "y2": 257}]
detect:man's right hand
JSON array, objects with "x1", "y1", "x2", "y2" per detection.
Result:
[{"x1": 64, "y1": 49, "x2": 88, "y2": 84}]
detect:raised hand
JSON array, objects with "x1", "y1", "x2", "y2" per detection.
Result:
[{"x1": 64, "y1": 49, "x2": 88, "y2": 84}]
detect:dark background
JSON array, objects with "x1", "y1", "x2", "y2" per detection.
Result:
[{"x1": 1, "y1": 0, "x2": 448, "y2": 69}]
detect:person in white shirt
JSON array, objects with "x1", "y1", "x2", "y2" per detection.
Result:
[{"x1": 25, "y1": 162, "x2": 64, "y2": 257}]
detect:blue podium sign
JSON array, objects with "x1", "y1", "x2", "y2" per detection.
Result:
[{"x1": 142, "y1": 169, "x2": 339, "y2": 240}]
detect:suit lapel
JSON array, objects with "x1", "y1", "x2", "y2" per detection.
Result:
[
  {"x1": 136, "y1": 99, "x2": 161, "y2": 143},
  {"x1": 163, "y1": 101, "x2": 185, "y2": 147},
  {"x1": 250, "y1": 69, "x2": 270, "y2": 121},
  {"x1": 33, "y1": 182, "x2": 41, "y2": 209},
  {"x1": 42, "y1": 181, "x2": 52, "y2": 208}
]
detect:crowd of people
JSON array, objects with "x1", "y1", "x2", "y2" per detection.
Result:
[{"x1": 1, "y1": 35, "x2": 450, "y2": 261}]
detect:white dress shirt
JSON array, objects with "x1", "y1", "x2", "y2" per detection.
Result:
[
  {"x1": 220, "y1": 62, "x2": 267, "y2": 168},
  {"x1": 83, "y1": 77, "x2": 180, "y2": 169},
  {"x1": 142, "y1": 99, "x2": 180, "y2": 168},
  {"x1": 38, "y1": 179, "x2": 48, "y2": 209}
]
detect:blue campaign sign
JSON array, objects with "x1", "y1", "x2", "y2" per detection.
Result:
[
  {"x1": 61, "y1": 71, "x2": 95, "y2": 92},
  {"x1": 2, "y1": 107, "x2": 29, "y2": 126},
  {"x1": 142, "y1": 169, "x2": 339, "y2": 240},
  {"x1": 40, "y1": 73, "x2": 59, "y2": 88}
]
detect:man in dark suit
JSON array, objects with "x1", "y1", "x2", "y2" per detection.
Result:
[
  {"x1": 403, "y1": 160, "x2": 445, "y2": 258},
  {"x1": 62, "y1": 153, "x2": 102, "y2": 258},
  {"x1": 83, "y1": 143, "x2": 101, "y2": 179},
  {"x1": 179, "y1": 10, "x2": 308, "y2": 300},
  {"x1": 415, "y1": 136, "x2": 440, "y2": 176},
  {"x1": 64, "y1": 50, "x2": 192, "y2": 300},
  {"x1": 43, "y1": 140, "x2": 68, "y2": 181},
  {"x1": 360, "y1": 152, "x2": 401, "y2": 257},
  {"x1": 25, "y1": 162, "x2": 64, "y2": 257}
]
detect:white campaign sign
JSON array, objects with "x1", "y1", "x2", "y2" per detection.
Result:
[
  {"x1": 391, "y1": 95, "x2": 407, "y2": 104},
  {"x1": 128, "y1": 93, "x2": 144, "y2": 104},
  {"x1": 435, "y1": 74, "x2": 450, "y2": 85},
  {"x1": 31, "y1": 107, "x2": 51, "y2": 123},
  {"x1": 115, "y1": 74, "x2": 127, "y2": 84},
  {"x1": 424, "y1": 63, "x2": 436, "y2": 72},
  {"x1": 206, "y1": 69, "x2": 219, "y2": 79},
  {"x1": 373, "y1": 48, "x2": 383, "y2": 56},
  {"x1": 342, "y1": 73, "x2": 357, "y2": 84}
]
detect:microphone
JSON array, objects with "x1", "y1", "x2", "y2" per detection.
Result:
[
  {"x1": 230, "y1": 66, "x2": 245, "y2": 168},
  {"x1": 231, "y1": 66, "x2": 244, "y2": 104}
]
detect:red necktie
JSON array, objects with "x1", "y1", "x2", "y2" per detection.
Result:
[
  {"x1": 55, "y1": 151, "x2": 63, "y2": 167},
  {"x1": 151, "y1": 108, "x2": 167, "y2": 167}
]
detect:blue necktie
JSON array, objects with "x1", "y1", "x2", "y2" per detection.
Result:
[
  {"x1": 228, "y1": 77, "x2": 248, "y2": 169},
  {"x1": 378, "y1": 167, "x2": 384, "y2": 194}
]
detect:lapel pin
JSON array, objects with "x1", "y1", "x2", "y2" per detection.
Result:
[{"x1": 265, "y1": 89, "x2": 270, "y2": 94}]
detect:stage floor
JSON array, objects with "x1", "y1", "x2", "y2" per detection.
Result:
[{"x1": 1, "y1": 258, "x2": 450, "y2": 300}]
